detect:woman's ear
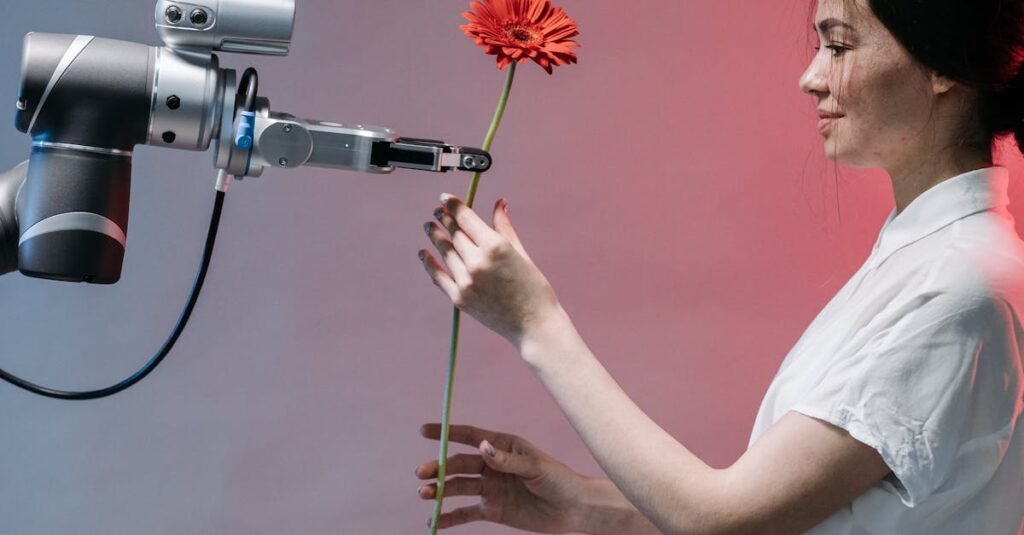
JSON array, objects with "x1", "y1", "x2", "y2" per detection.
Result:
[{"x1": 930, "y1": 71, "x2": 958, "y2": 95}]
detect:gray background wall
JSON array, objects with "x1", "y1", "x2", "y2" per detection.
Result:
[{"x1": 0, "y1": 1, "x2": 1021, "y2": 533}]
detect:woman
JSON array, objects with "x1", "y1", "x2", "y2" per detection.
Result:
[{"x1": 414, "y1": 0, "x2": 1024, "y2": 532}]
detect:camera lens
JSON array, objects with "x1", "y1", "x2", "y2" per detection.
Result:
[
  {"x1": 165, "y1": 6, "x2": 182, "y2": 24},
  {"x1": 190, "y1": 9, "x2": 209, "y2": 26}
]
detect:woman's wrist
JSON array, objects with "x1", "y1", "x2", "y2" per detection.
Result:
[
  {"x1": 573, "y1": 476, "x2": 662, "y2": 535},
  {"x1": 515, "y1": 304, "x2": 582, "y2": 369}
]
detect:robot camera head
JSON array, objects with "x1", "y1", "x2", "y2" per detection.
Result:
[{"x1": 155, "y1": 0, "x2": 295, "y2": 56}]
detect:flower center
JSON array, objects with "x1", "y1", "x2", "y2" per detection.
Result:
[{"x1": 506, "y1": 24, "x2": 537, "y2": 43}]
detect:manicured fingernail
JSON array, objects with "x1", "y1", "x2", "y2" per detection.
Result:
[
  {"x1": 484, "y1": 440, "x2": 496, "y2": 457},
  {"x1": 433, "y1": 208, "x2": 444, "y2": 220},
  {"x1": 418, "y1": 250, "x2": 425, "y2": 260},
  {"x1": 440, "y1": 192, "x2": 453, "y2": 204},
  {"x1": 424, "y1": 222, "x2": 432, "y2": 235}
]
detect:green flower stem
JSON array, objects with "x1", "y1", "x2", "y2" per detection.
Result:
[
  {"x1": 431, "y1": 61, "x2": 517, "y2": 535},
  {"x1": 465, "y1": 62, "x2": 517, "y2": 208}
]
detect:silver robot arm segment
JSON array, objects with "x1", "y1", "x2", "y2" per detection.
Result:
[
  {"x1": 255, "y1": 115, "x2": 492, "y2": 174},
  {"x1": 215, "y1": 105, "x2": 492, "y2": 178}
]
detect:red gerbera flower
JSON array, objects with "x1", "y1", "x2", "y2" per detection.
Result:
[{"x1": 460, "y1": 0, "x2": 580, "y2": 74}]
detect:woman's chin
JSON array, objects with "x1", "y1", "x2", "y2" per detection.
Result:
[
  {"x1": 823, "y1": 142, "x2": 844, "y2": 163},
  {"x1": 823, "y1": 141, "x2": 859, "y2": 166}
]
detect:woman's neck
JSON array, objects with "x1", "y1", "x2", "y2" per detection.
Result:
[{"x1": 886, "y1": 146, "x2": 993, "y2": 217}]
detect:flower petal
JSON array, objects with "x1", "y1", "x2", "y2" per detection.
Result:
[{"x1": 462, "y1": 0, "x2": 579, "y2": 74}]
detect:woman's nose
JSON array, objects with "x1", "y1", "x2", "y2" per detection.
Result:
[{"x1": 799, "y1": 56, "x2": 829, "y2": 96}]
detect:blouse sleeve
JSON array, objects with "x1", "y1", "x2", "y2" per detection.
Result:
[{"x1": 789, "y1": 290, "x2": 1022, "y2": 507}]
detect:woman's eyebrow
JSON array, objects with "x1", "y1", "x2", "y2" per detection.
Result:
[{"x1": 815, "y1": 17, "x2": 857, "y2": 33}]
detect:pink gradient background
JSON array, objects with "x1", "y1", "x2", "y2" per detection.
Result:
[{"x1": 0, "y1": 0, "x2": 1022, "y2": 533}]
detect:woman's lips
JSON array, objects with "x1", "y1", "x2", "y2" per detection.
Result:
[{"x1": 818, "y1": 116, "x2": 843, "y2": 133}]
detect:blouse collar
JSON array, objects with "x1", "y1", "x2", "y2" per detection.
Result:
[{"x1": 868, "y1": 166, "x2": 1010, "y2": 269}]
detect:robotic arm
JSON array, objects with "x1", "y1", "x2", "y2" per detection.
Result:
[
  {"x1": 0, "y1": 0, "x2": 492, "y2": 400},
  {"x1": 4, "y1": 0, "x2": 490, "y2": 284}
]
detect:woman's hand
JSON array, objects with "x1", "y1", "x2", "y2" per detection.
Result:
[
  {"x1": 418, "y1": 194, "x2": 564, "y2": 349},
  {"x1": 416, "y1": 423, "x2": 594, "y2": 533}
]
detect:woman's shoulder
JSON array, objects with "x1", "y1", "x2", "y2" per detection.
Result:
[{"x1": 932, "y1": 210, "x2": 1024, "y2": 310}]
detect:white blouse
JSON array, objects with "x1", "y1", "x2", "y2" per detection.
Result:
[{"x1": 749, "y1": 167, "x2": 1024, "y2": 534}]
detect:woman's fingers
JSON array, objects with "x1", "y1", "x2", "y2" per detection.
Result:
[
  {"x1": 478, "y1": 439, "x2": 543, "y2": 479},
  {"x1": 415, "y1": 453, "x2": 485, "y2": 480},
  {"x1": 440, "y1": 193, "x2": 502, "y2": 249},
  {"x1": 417, "y1": 476, "x2": 483, "y2": 500},
  {"x1": 491, "y1": 198, "x2": 533, "y2": 263},
  {"x1": 419, "y1": 250, "x2": 460, "y2": 302},
  {"x1": 431, "y1": 504, "x2": 486, "y2": 530},
  {"x1": 434, "y1": 207, "x2": 482, "y2": 264},
  {"x1": 420, "y1": 423, "x2": 504, "y2": 448},
  {"x1": 424, "y1": 221, "x2": 470, "y2": 286}
]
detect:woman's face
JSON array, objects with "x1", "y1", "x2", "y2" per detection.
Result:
[{"x1": 800, "y1": 0, "x2": 938, "y2": 169}]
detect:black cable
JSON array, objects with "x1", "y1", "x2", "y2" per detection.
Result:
[
  {"x1": 0, "y1": 67, "x2": 260, "y2": 401},
  {"x1": 239, "y1": 67, "x2": 258, "y2": 111},
  {"x1": 0, "y1": 191, "x2": 227, "y2": 400}
]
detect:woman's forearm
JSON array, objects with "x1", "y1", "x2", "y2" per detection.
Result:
[
  {"x1": 577, "y1": 476, "x2": 664, "y2": 535},
  {"x1": 517, "y1": 306, "x2": 725, "y2": 535}
]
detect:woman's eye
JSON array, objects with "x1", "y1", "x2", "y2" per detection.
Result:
[
  {"x1": 828, "y1": 45, "x2": 849, "y2": 57},
  {"x1": 814, "y1": 44, "x2": 849, "y2": 58}
]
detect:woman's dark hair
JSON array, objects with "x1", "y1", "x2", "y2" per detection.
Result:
[{"x1": 857, "y1": 0, "x2": 1024, "y2": 156}]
